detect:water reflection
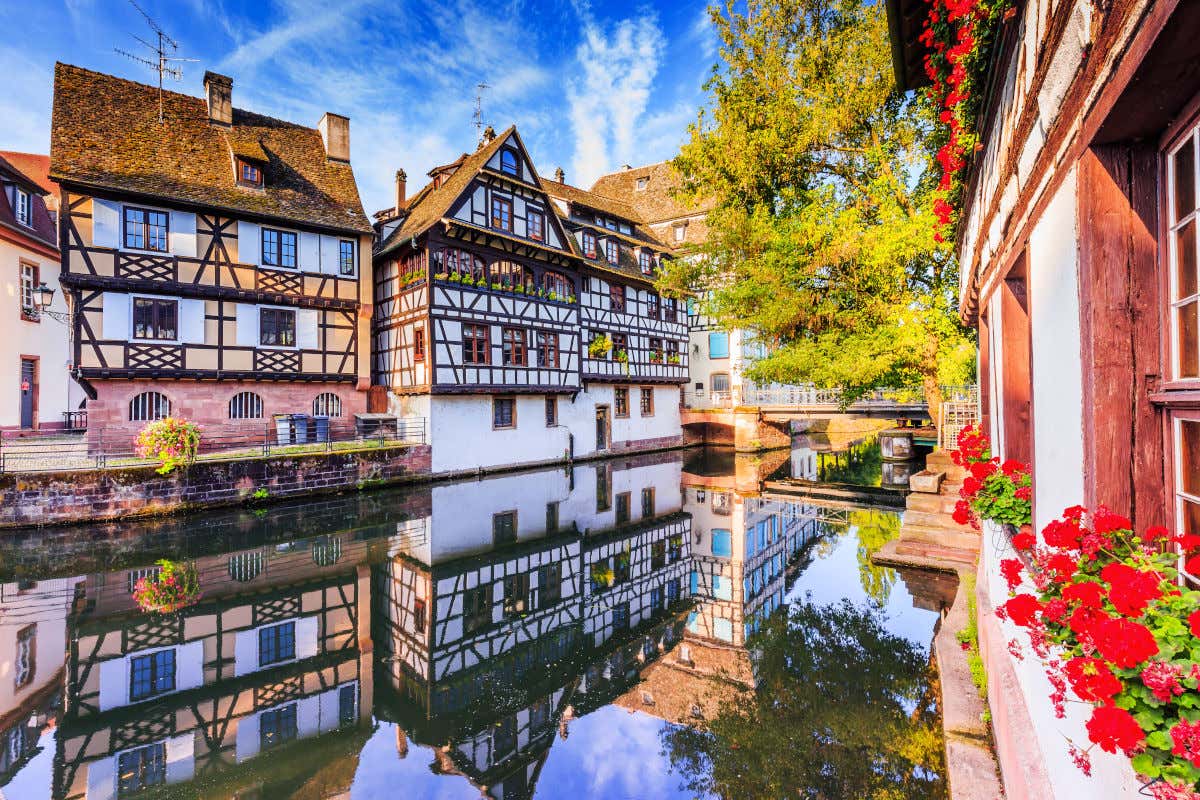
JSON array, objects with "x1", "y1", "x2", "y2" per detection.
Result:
[{"x1": 0, "y1": 441, "x2": 944, "y2": 799}]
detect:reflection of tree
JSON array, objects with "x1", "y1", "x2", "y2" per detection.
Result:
[
  {"x1": 849, "y1": 510, "x2": 900, "y2": 605},
  {"x1": 817, "y1": 437, "x2": 883, "y2": 487},
  {"x1": 662, "y1": 600, "x2": 946, "y2": 800}
]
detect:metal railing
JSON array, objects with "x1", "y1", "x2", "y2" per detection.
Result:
[
  {"x1": 686, "y1": 383, "x2": 978, "y2": 411},
  {"x1": 0, "y1": 416, "x2": 427, "y2": 474}
]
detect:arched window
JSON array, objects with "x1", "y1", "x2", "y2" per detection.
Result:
[
  {"x1": 312, "y1": 536, "x2": 342, "y2": 567},
  {"x1": 313, "y1": 392, "x2": 342, "y2": 417},
  {"x1": 228, "y1": 550, "x2": 265, "y2": 582},
  {"x1": 499, "y1": 149, "x2": 519, "y2": 177},
  {"x1": 442, "y1": 248, "x2": 485, "y2": 281},
  {"x1": 229, "y1": 391, "x2": 264, "y2": 420},
  {"x1": 542, "y1": 271, "x2": 571, "y2": 299},
  {"x1": 491, "y1": 260, "x2": 534, "y2": 292},
  {"x1": 129, "y1": 391, "x2": 170, "y2": 422}
]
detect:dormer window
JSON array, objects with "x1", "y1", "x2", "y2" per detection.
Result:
[
  {"x1": 582, "y1": 230, "x2": 597, "y2": 258},
  {"x1": 605, "y1": 239, "x2": 619, "y2": 265},
  {"x1": 636, "y1": 177, "x2": 648, "y2": 191},
  {"x1": 673, "y1": 223, "x2": 686, "y2": 242},
  {"x1": 604, "y1": 217, "x2": 618, "y2": 232},
  {"x1": 499, "y1": 149, "x2": 520, "y2": 177},
  {"x1": 238, "y1": 158, "x2": 264, "y2": 188},
  {"x1": 639, "y1": 250, "x2": 653, "y2": 274},
  {"x1": 14, "y1": 188, "x2": 30, "y2": 227}
]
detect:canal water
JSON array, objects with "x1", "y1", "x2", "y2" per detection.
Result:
[{"x1": 0, "y1": 438, "x2": 945, "y2": 800}]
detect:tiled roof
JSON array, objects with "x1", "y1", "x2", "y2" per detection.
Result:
[
  {"x1": 50, "y1": 63, "x2": 371, "y2": 234},
  {"x1": 590, "y1": 161, "x2": 715, "y2": 225},
  {"x1": 0, "y1": 154, "x2": 59, "y2": 252},
  {"x1": 541, "y1": 178, "x2": 643, "y2": 224},
  {"x1": 0, "y1": 152, "x2": 57, "y2": 196}
]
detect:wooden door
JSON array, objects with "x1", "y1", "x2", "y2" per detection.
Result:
[
  {"x1": 595, "y1": 406, "x2": 610, "y2": 451},
  {"x1": 19, "y1": 358, "x2": 36, "y2": 429}
]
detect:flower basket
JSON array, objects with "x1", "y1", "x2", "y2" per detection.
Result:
[
  {"x1": 133, "y1": 559, "x2": 200, "y2": 614},
  {"x1": 135, "y1": 417, "x2": 201, "y2": 475},
  {"x1": 589, "y1": 335, "x2": 613, "y2": 359}
]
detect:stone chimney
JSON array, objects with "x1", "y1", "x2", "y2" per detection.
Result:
[
  {"x1": 318, "y1": 113, "x2": 351, "y2": 162},
  {"x1": 479, "y1": 125, "x2": 497, "y2": 148},
  {"x1": 622, "y1": 164, "x2": 632, "y2": 170},
  {"x1": 394, "y1": 169, "x2": 407, "y2": 209},
  {"x1": 554, "y1": 166, "x2": 565, "y2": 183},
  {"x1": 203, "y1": 71, "x2": 233, "y2": 126}
]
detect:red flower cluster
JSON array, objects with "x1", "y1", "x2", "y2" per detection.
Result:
[
  {"x1": 1065, "y1": 657, "x2": 1122, "y2": 705},
  {"x1": 1086, "y1": 705, "x2": 1145, "y2": 755}
]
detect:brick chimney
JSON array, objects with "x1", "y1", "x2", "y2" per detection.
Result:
[
  {"x1": 318, "y1": 113, "x2": 351, "y2": 162},
  {"x1": 554, "y1": 166, "x2": 565, "y2": 183},
  {"x1": 203, "y1": 71, "x2": 233, "y2": 127},
  {"x1": 395, "y1": 169, "x2": 407, "y2": 209}
]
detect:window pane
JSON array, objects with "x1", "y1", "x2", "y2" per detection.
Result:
[
  {"x1": 1177, "y1": 138, "x2": 1196, "y2": 223},
  {"x1": 1185, "y1": 499, "x2": 1200, "y2": 537},
  {"x1": 133, "y1": 299, "x2": 153, "y2": 339},
  {"x1": 1183, "y1": 420, "x2": 1200, "y2": 497},
  {"x1": 157, "y1": 300, "x2": 176, "y2": 340},
  {"x1": 1179, "y1": 302, "x2": 1199, "y2": 378},
  {"x1": 1178, "y1": 219, "x2": 1198, "y2": 300}
]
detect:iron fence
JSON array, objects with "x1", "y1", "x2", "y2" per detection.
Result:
[
  {"x1": 0, "y1": 416, "x2": 427, "y2": 474},
  {"x1": 686, "y1": 383, "x2": 978, "y2": 410}
]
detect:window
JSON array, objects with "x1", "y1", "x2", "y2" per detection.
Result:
[
  {"x1": 647, "y1": 293, "x2": 660, "y2": 320},
  {"x1": 609, "y1": 284, "x2": 625, "y2": 312},
  {"x1": 491, "y1": 195, "x2": 513, "y2": 232},
  {"x1": 14, "y1": 188, "x2": 30, "y2": 227},
  {"x1": 545, "y1": 396, "x2": 557, "y2": 427},
  {"x1": 129, "y1": 391, "x2": 171, "y2": 421},
  {"x1": 313, "y1": 392, "x2": 342, "y2": 417},
  {"x1": 651, "y1": 585, "x2": 664, "y2": 612},
  {"x1": 338, "y1": 685, "x2": 357, "y2": 727},
  {"x1": 668, "y1": 534, "x2": 683, "y2": 562},
  {"x1": 441, "y1": 248, "x2": 486, "y2": 281},
  {"x1": 502, "y1": 327, "x2": 527, "y2": 366},
  {"x1": 1171, "y1": 131, "x2": 1200, "y2": 378},
  {"x1": 463, "y1": 324, "x2": 490, "y2": 364},
  {"x1": 530, "y1": 696, "x2": 552, "y2": 736},
  {"x1": 613, "y1": 602, "x2": 630, "y2": 631},
  {"x1": 611, "y1": 333, "x2": 627, "y2": 361},
  {"x1": 259, "y1": 622, "x2": 296, "y2": 667},
  {"x1": 503, "y1": 573, "x2": 530, "y2": 618},
  {"x1": 641, "y1": 487, "x2": 655, "y2": 518},
  {"x1": 413, "y1": 598, "x2": 427, "y2": 633},
  {"x1": 464, "y1": 586, "x2": 490, "y2": 634},
  {"x1": 667, "y1": 578, "x2": 680, "y2": 603},
  {"x1": 493, "y1": 397, "x2": 515, "y2": 429},
  {"x1": 338, "y1": 240, "x2": 355, "y2": 276},
  {"x1": 492, "y1": 260, "x2": 534, "y2": 292},
  {"x1": 132, "y1": 297, "x2": 178, "y2": 340},
  {"x1": 14, "y1": 625, "x2": 34, "y2": 689},
  {"x1": 664, "y1": 297, "x2": 678, "y2": 323},
  {"x1": 1177, "y1": 418, "x2": 1200, "y2": 538},
  {"x1": 582, "y1": 230, "x2": 597, "y2": 258},
  {"x1": 640, "y1": 387, "x2": 654, "y2": 416},
  {"x1": 639, "y1": 250, "x2": 653, "y2": 274},
  {"x1": 129, "y1": 649, "x2": 176, "y2": 702},
  {"x1": 261, "y1": 228, "x2": 297, "y2": 268},
  {"x1": 528, "y1": 209, "x2": 545, "y2": 241},
  {"x1": 260, "y1": 307, "x2": 296, "y2": 347},
  {"x1": 19, "y1": 262, "x2": 38, "y2": 321},
  {"x1": 603, "y1": 217, "x2": 618, "y2": 231},
  {"x1": 229, "y1": 391, "x2": 264, "y2": 419},
  {"x1": 117, "y1": 743, "x2": 166, "y2": 795},
  {"x1": 636, "y1": 177, "x2": 648, "y2": 191},
  {"x1": 546, "y1": 501, "x2": 559, "y2": 532},
  {"x1": 123, "y1": 207, "x2": 169, "y2": 252},
  {"x1": 649, "y1": 337, "x2": 663, "y2": 362},
  {"x1": 673, "y1": 223, "x2": 686, "y2": 242},
  {"x1": 414, "y1": 326, "x2": 426, "y2": 361},
  {"x1": 712, "y1": 529, "x2": 733, "y2": 557},
  {"x1": 260, "y1": 703, "x2": 298, "y2": 751},
  {"x1": 709, "y1": 332, "x2": 730, "y2": 358},
  {"x1": 494, "y1": 715, "x2": 518, "y2": 760},
  {"x1": 543, "y1": 271, "x2": 571, "y2": 299},
  {"x1": 239, "y1": 159, "x2": 263, "y2": 187},
  {"x1": 596, "y1": 467, "x2": 611, "y2": 512},
  {"x1": 616, "y1": 492, "x2": 631, "y2": 524},
  {"x1": 499, "y1": 149, "x2": 519, "y2": 177},
  {"x1": 614, "y1": 387, "x2": 629, "y2": 417},
  {"x1": 536, "y1": 331, "x2": 559, "y2": 368},
  {"x1": 605, "y1": 239, "x2": 619, "y2": 265},
  {"x1": 712, "y1": 372, "x2": 731, "y2": 394},
  {"x1": 493, "y1": 510, "x2": 517, "y2": 544}
]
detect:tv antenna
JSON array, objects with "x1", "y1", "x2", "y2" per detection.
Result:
[
  {"x1": 115, "y1": 0, "x2": 197, "y2": 123},
  {"x1": 473, "y1": 82, "x2": 490, "y2": 136}
]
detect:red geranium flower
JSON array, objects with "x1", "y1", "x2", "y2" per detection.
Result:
[
  {"x1": 1092, "y1": 506, "x2": 1132, "y2": 534},
  {"x1": 1065, "y1": 657, "x2": 1122, "y2": 705},
  {"x1": 1067, "y1": 605, "x2": 1111, "y2": 639},
  {"x1": 1000, "y1": 558, "x2": 1024, "y2": 592},
  {"x1": 1043, "y1": 518, "x2": 1082, "y2": 550},
  {"x1": 1188, "y1": 610, "x2": 1200, "y2": 639},
  {"x1": 1062, "y1": 581, "x2": 1105, "y2": 609},
  {"x1": 1044, "y1": 553, "x2": 1079, "y2": 584},
  {"x1": 1042, "y1": 598, "x2": 1068, "y2": 624},
  {"x1": 1144, "y1": 525, "x2": 1171, "y2": 541},
  {"x1": 1142, "y1": 661, "x2": 1186, "y2": 703},
  {"x1": 1092, "y1": 617, "x2": 1159, "y2": 669},
  {"x1": 1171, "y1": 719, "x2": 1200, "y2": 769},
  {"x1": 1003, "y1": 594, "x2": 1042, "y2": 628},
  {"x1": 1014, "y1": 485, "x2": 1032, "y2": 502},
  {"x1": 1086, "y1": 705, "x2": 1144, "y2": 755},
  {"x1": 952, "y1": 500, "x2": 972, "y2": 526},
  {"x1": 1011, "y1": 529, "x2": 1036, "y2": 551},
  {"x1": 1000, "y1": 459, "x2": 1027, "y2": 477},
  {"x1": 1100, "y1": 563, "x2": 1163, "y2": 618}
]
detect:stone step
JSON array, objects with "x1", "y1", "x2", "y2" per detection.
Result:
[
  {"x1": 898, "y1": 522, "x2": 982, "y2": 551},
  {"x1": 906, "y1": 492, "x2": 963, "y2": 515},
  {"x1": 925, "y1": 450, "x2": 968, "y2": 481},
  {"x1": 892, "y1": 541, "x2": 979, "y2": 566},
  {"x1": 902, "y1": 509, "x2": 975, "y2": 533}
]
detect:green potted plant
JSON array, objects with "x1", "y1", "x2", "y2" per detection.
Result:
[{"x1": 667, "y1": 353, "x2": 681, "y2": 365}]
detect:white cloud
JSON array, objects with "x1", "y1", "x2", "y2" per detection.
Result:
[{"x1": 0, "y1": 47, "x2": 54, "y2": 154}]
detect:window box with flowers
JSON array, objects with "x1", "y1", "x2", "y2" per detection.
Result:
[
  {"x1": 133, "y1": 559, "x2": 200, "y2": 614},
  {"x1": 588, "y1": 334, "x2": 613, "y2": 360}
]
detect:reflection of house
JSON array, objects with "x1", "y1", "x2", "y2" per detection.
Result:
[
  {"x1": 0, "y1": 578, "x2": 77, "y2": 786},
  {"x1": 374, "y1": 455, "x2": 693, "y2": 800},
  {"x1": 55, "y1": 533, "x2": 373, "y2": 800}
]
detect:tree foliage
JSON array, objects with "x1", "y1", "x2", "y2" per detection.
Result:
[{"x1": 660, "y1": 0, "x2": 975, "y2": 421}]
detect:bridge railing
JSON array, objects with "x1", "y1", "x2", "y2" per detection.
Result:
[{"x1": 685, "y1": 383, "x2": 979, "y2": 412}]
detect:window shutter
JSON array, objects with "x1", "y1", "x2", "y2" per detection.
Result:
[
  {"x1": 238, "y1": 222, "x2": 260, "y2": 266},
  {"x1": 102, "y1": 293, "x2": 130, "y2": 340},
  {"x1": 176, "y1": 641, "x2": 204, "y2": 691},
  {"x1": 295, "y1": 616, "x2": 319, "y2": 659},
  {"x1": 234, "y1": 629, "x2": 258, "y2": 677},
  {"x1": 86, "y1": 755, "x2": 117, "y2": 800},
  {"x1": 164, "y1": 732, "x2": 196, "y2": 784},
  {"x1": 235, "y1": 304, "x2": 259, "y2": 348},
  {"x1": 169, "y1": 210, "x2": 197, "y2": 257},
  {"x1": 300, "y1": 232, "x2": 320, "y2": 271},
  {"x1": 92, "y1": 199, "x2": 121, "y2": 249},
  {"x1": 318, "y1": 686, "x2": 343, "y2": 733},
  {"x1": 297, "y1": 309, "x2": 319, "y2": 350},
  {"x1": 180, "y1": 299, "x2": 206, "y2": 344},
  {"x1": 319, "y1": 235, "x2": 339, "y2": 275},
  {"x1": 235, "y1": 712, "x2": 260, "y2": 762},
  {"x1": 297, "y1": 694, "x2": 321, "y2": 738},
  {"x1": 97, "y1": 657, "x2": 128, "y2": 712}
]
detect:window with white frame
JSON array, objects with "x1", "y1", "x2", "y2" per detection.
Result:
[
  {"x1": 338, "y1": 240, "x2": 355, "y2": 276},
  {"x1": 1170, "y1": 130, "x2": 1200, "y2": 379},
  {"x1": 1177, "y1": 416, "x2": 1199, "y2": 542},
  {"x1": 313, "y1": 392, "x2": 341, "y2": 417},
  {"x1": 14, "y1": 188, "x2": 30, "y2": 227},
  {"x1": 129, "y1": 391, "x2": 171, "y2": 422},
  {"x1": 229, "y1": 391, "x2": 264, "y2": 419},
  {"x1": 19, "y1": 262, "x2": 37, "y2": 320},
  {"x1": 14, "y1": 625, "x2": 34, "y2": 689}
]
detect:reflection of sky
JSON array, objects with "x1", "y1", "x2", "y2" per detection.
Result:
[
  {"x1": 351, "y1": 722, "x2": 480, "y2": 800},
  {"x1": 1, "y1": 728, "x2": 53, "y2": 800}
]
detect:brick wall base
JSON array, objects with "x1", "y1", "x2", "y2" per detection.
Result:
[
  {"x1": 2, "y1": 443, "x2": 430, "y2": 528},
  {"x1": 609, "y1": 434, "x2": 685, "y2": 453}
]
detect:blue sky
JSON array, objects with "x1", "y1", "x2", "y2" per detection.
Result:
[{"x1": 0, "y1": 0, "x2": 716, "y2": 214}]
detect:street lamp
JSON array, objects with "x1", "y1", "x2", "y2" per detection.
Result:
[{"x1": 33, "y1": 282, "x2": 69, "y2": 324}]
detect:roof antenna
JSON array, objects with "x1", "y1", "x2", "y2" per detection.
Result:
[
  {"x1": 473, "y1": 82, "x2": 490, "y2": 137},
  {"x1": 115, "y1": 0, "x2": 197, "y2": 123}
]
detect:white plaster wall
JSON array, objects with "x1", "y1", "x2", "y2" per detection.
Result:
[
  {"x1": 1027, "y1": 166, "x2": 1086, "y2": 530},
  {"x1": 1, "y1": 239, "x2": 78, "y2": 427}
]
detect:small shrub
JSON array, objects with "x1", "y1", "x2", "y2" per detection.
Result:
[{"x1": 135, "y1": 417, "x2": 201, "y2": 475}]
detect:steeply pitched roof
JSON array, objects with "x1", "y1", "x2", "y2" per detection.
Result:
[
  {"x1": 541, "y1": 178, "x2": 643, "y2": 223},
  {"x1": 590, "y1": 161, "x2": 715, "y2": 224},
  {"x1": 0, "y1": 154, "x2": 59, "y2": 252},
  {"x1": 50, "y1": 63, "x2": 371, "y2": 234},
  {"x1": 0, "y1": 152, "x2": 56, "y2": 196}
]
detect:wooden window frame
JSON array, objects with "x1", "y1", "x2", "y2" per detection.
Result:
[
  {"x1": 132, "y1": 296, "x2": 179, "y2": 341},
  {"x1": 545, "y1": 395, "x2": 558, "y2": 427},
  {"x1": 413, "y1": 325, "x2": 426, "y2": 362},
  {"x1": 491, "y1": 195, "x2": 514, "y2": 232},
  {"x1": 545, "y1": 501, "x2": 559, "y2": 532},
  {"x1": 582, "y1": 230, "x2": 597, "y2": 258},
  {"x1": 536, "y1": 330, "x2": 559, "y2": 368},
  {"x1": 493, "y1": 396, "x2": 516, "y2": 430},
  {"x1": 464, "y1": 586, "x2": 490, "y2": 635},
  {"x1": 501, "y1": 327, "x2": 527, "y2": 366},
  {"x1": 123, "y1": 206, "x2": 169, "y2": 253},
  {"x1": 609, "y1": 284, "x2": 625, "y2": 312},
  {"x1": 499, "y1": 148, "x2": 520, "y2": 177},
  {"x1": 640, "y1": 386, "x2": 654, "y2": 417},
  {"x1": 647, "y1": 293, "x2": 660, "y2": 320},
  {"x1": 639, "y1": 250, "x2": 653, "y2": 274},
  {"x1": 14, "y1": 188, "x2": 31, "y2": 227},
  {"x1": 605, "y1": 239, "x2": 619, "y2": 265},
  {"x1": 259, "y1": 306, "x2": 297, "y2": 348},
  {"x1": 663, "y1": 297, "x2": 678, "y2": 323},
  {"x1": 19, "y1": 261, "x2": 39, "y2": 322},
  {"x1": 14, "y1": 624, "x2": 35, "y2": 689},
  {"x1": 641, "y1": 487, "x2": 655, "y2": 518},
  {"x1": 338, "y1": 239, "x2": 356, "y2": 276},
  {"x1": 615, "y1": 492, "x2": 631, "y2": 524},
  {"x1": 1173, "y1": 413, "x2": 1200, "y2": 546},
  {"x1": 493, "y1": 509, "x2": 518, "y2": 544},
  {"x1": 237, "y1": 159, "x2": 264, "y2": 188},
  {"x1": 528, "y1": 208, "x2": 545, "y2": 242},
  {"x1": 228, "y1": 391, "x2": 264, "y2": 420},
  {"x1": 614, "y1": 387, "x2": 629, "y2": 418},
  {"x1": 1166, "y1": 121, "x2": 1200, "y2": 385},
  {"x1": 413, "y1": 598, "x2": 426, "y2": 633},
  {"x1": 129, "y1": 391, "x2": 171, "y2": 422},
  {"x1": 463, "y1": 324, "x2": 490, "y2": 365},
  {"x1": 261, "y1": 227, "x2": 298, "y2": 269}
]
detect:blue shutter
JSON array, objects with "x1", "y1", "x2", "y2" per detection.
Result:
[
  {"x1": 708, "y1": 332, "x2": 729, "y2": 358},
  {"x1": 712, "y1": 529, "x2": 732, "y2": 557}
]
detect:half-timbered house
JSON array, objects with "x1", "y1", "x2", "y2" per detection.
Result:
[
  {"x1": 49, "y1": 64, "x2": 374, "y2": 439},
  {"x1": 371, "y1": 127, "x2": 687, "y2": 473},
  {"x1": 886, "y1": 1, "x2": 1200, "y2": 796},
  {"x1": 54, "y1": 532, "x2": 373, "y2": 800}
]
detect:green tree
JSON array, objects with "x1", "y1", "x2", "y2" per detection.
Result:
[
  {"x1": 660, "y1": 0, "x2": 975, "y2": 423},
  {"x1": 662, "y1": 599, "x2": 946, "y2": 799}
]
